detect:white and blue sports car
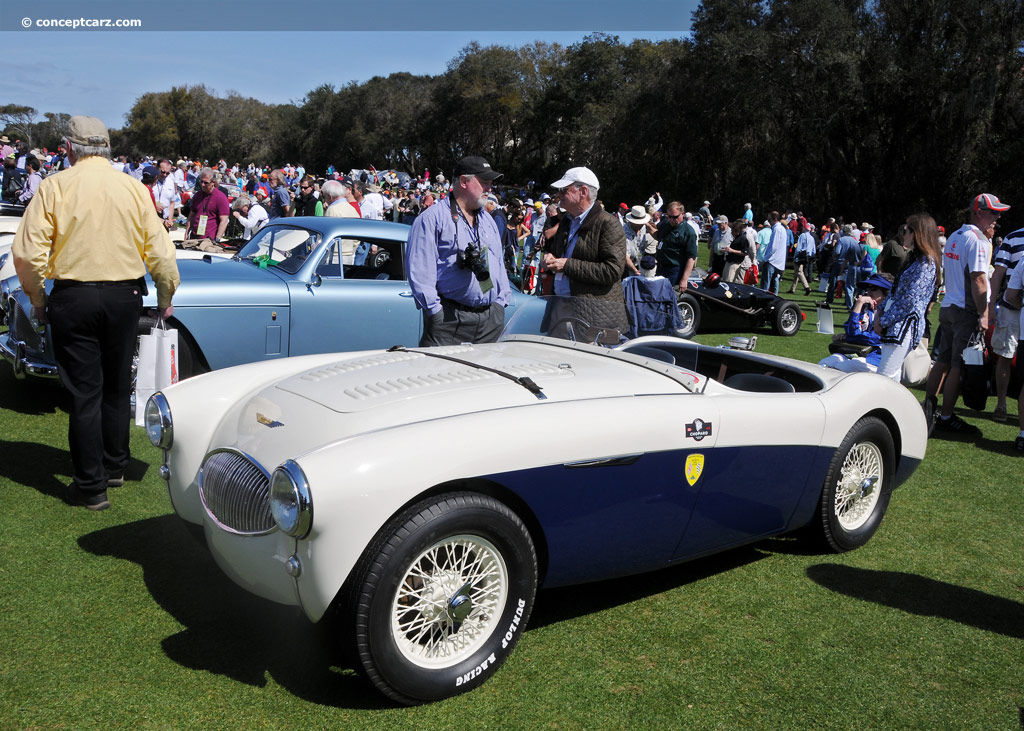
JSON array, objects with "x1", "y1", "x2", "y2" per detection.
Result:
[{"x1": 145, "y1": 297, "x2": 928, "y2": 705}]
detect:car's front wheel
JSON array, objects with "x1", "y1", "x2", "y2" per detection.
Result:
[
  {"x1": 348, "y1": 493, "x2": 537, "y2": 705},
  {"x1": 676, "y1": 293, "x2": 701, "y2": 339},
  {"x1": 816, "y1": 416, "x2": 895, "y2": 552}
]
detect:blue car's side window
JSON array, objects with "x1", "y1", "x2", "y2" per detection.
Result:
[
  {"x1": 316, "y1": 240, "x2": 343, "y2": 279},
  {"x1": 341, "y1": 238, "x2": 405, "y2": 282}
]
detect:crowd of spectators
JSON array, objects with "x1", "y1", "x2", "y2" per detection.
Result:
[{"x1": 5, "y1": 136, "x2": 1022, "y2": 449}]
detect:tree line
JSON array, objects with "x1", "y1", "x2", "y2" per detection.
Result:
[{"x1": 6, "y1": 0, "x2": 1023, "y2": 234}]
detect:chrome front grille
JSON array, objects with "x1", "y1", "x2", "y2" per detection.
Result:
[
  {"x1": 8, "y1": 297, "x2": 41, "y2": 349},
  {"x1": 198, "y1": 449, "x2": 275, "y2": 535}
]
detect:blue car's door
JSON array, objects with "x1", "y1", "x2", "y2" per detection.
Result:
[{"x1": 285, "y1": 236, "x2": 422, "y2": 355}]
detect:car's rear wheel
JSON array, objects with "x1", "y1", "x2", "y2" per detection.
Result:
[
  {"x1": 815, "y1": 416, "x2": 895, "y2": 552},
  {"x1": 347, "y1": 493, "x2": 537, "y2": 705},
  {"x1": 773, "y1": 301, "x2": 802, "y2": 336},
  {"x1": 676, "y1": 293, "x2": 701, "y2": 339}
]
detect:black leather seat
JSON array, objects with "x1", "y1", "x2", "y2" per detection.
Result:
[{"x1": 724, "y1": 372, "x2": 795, "y2": 393}]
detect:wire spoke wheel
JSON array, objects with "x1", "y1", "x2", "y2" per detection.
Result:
[
  {"x1": 391, "y1": 535, "x2": 508, "y2": 668},
  {"x1": 676, "y1": 293, "x2": 700, "y2": 338},
  {"x1": 349, "y1": 493, "x2": 536, "y2": 704},
  {"x1": 816, "y1": 416, "x2": 894, "y2": 552},
  {"x1": 833, "y1": 441, "x2": 883, "y2": 531},
  {"x1": 679, "y1": 303, "x2": 694, "y2": 329}
]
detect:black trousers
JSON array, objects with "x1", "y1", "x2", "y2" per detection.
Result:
[{"x1": 48, "y1": 282, "x2": 142, "y2": 493}]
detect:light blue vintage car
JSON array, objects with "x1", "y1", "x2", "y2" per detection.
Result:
[{"x1": 0, "y1": 217, "x2": 526, "y2": 381}]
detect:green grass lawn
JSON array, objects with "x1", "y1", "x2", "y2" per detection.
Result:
[{"x1": 1, "y1": 264, "x2": 1022, "y2": 729}]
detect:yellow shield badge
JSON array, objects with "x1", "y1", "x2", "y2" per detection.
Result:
[{"x1": 685, "y1": 454, "x2": 704, "y2": 486}]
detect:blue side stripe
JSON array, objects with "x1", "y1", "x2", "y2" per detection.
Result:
[{"x1": 486, "y1": 445, "x2": 833, "y2": 588}]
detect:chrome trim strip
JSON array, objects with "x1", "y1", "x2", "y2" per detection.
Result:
[
  {"x1": 563, "y1": 453, "x2": 644, "y2": 469},
  {"x1": 0, "y1": 333, "x2": 59, "y2": 378}
]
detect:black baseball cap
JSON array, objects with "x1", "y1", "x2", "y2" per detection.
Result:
[{"x1": 453, "y1": 156, "x2": 502, "y2": 182}]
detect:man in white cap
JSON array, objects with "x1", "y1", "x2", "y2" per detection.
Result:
[
  {"x1": 925, "y1": 192, "x2": 1010, "y2": 435},
  {"x1": 12, "y1": 116, "x2": 180, "y2": 510},
  {"x1": 698, "y1": 200, "x2": 712, "y2": 227},
  {"x1": 542, "y1": 166, "x2": 629, "y2": 333},
  {"x1": 623, "y1": 205, "x2": 656, "y2": 276}
]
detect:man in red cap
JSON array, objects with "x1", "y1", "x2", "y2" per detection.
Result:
[{"x1": 924, "y1": 193, "x2": 1010, "y2": 435}]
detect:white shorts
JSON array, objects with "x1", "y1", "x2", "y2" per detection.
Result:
[{"x1": 991, "y1": 304, "x2": 1020, "y2": 358}]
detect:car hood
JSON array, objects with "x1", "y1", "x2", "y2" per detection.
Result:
[
  {"x1": 208, "y1": 340, "x2": 686, "y2": 462},
  {"x1": 143, "y1": 256, "x2": 289, "y2": 308}
]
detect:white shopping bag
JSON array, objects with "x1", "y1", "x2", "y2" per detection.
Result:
[
  {"x1": 135, "y1": 319, "x2": 179, "y2": 425},
  {"x1": 962, "y1": 332, "x2": 985, "y2": 366},
  {"x1": 816, "y1": 306, "x2": 834, "y2": 335}
]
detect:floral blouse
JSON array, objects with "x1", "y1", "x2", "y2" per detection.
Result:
[{"x1": 878, "y1": 256, "x2": 937, "y2": 348}]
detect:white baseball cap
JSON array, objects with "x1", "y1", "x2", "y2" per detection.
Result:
[{"x1": 551, "y1": 166, "x2": 600, "y2": 190}]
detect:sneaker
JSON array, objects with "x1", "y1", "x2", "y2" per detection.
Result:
[
  {"x1": 934, "y1": 413, "x2": 981, "y2": 436},
  {"x1": 1016, "y1": 435, "x2": 1024, "y2": 451},
  {"x1": 66, "y1": 483, "x2": 111, "y2": 511},
  {"x1": 107, "y1": 474, "x2": 124, "y2": 487},
  {"x1": 992, "y1": 406, "x2": 1007, "y2": 423}
]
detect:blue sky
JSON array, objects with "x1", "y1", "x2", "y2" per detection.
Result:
[{"x1": 0, "y1": 1, "x2": 699, "y2": 130}]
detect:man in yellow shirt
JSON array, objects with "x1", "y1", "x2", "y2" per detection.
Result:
[{"x1": 13, "y1": 116, "x2": 180, "y2": 510}]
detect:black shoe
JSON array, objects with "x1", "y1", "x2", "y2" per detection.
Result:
[
  {"x1": 66, "y1": 483, "x2": 111, "y2": 511},
  {"x1": 934, "y1": 413, "x2": 981, "y2": 436},
  {"x1": 1015, "y1": 435, "x2": 1024, "y2": 451},
  {"x1": 107, "y1": 474, "x2": 124, "y2": 487}
]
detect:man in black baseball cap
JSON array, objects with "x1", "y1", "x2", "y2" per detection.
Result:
[
  {"x1": 452, "y1": 156, "x2": 503, "y2": 182},
  {"x1": 405, "y1": 155, "x2": 510, "y2": 345}
]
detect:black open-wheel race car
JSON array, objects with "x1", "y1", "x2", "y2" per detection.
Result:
[{"x1": 676, "y1": 270, "x2": 806, "y2": 339}]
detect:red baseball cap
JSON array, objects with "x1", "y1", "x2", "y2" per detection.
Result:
[{"x1": 973, "y1": 193, "x2": 1010, "y2": 213}]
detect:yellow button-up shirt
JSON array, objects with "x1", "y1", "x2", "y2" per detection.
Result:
[{"x1": 13, "y1": 156, "x2": 180, "y2": 308}]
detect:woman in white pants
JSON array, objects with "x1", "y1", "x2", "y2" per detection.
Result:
[{"x1": 874, "y1": 214, "x2": 941, "y2": 381}]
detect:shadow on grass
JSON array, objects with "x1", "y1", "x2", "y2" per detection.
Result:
[
  {"x1": 531, "y1": 544, "x2": 766, "y2": 629},
  {"x1": 0, "y1": 440, "x2": 72, "y2": 499},
  {"x1": 0, "y1": 439, "x2": 148, "y2": 500},
  {"x1": 77, "y1": 515, "x2": 391, "y2": 710},
  {"x1": 806, "y1": 564, "x2": 1024, "y2": 639},
  {"x1": 974, "y1": 433, "x2": 1022, "y2": 457},
  {"x1": 0, "y1": 365, "x2": 67, "y2": 415}
]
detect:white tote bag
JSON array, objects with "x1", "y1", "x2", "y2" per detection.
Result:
[{"x1": 135, "y1": 319, "x2": 179, "y2": 425}]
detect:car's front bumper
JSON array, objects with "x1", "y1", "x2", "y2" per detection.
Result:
[{"x1": 0, "y1": 331, "x2": 59, "y2": 378}]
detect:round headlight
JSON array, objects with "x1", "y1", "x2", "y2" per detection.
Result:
[
  {"x1": 270, "y1": 460, "x2": 313, "y2": 538},
  {"x1": 144, "y1": 392, "x2": 173, "y2": 449}
]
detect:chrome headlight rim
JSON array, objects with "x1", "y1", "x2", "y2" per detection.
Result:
[
  {"x1": 144, "y1": 392, "x2": 173, "y2": 450},
  {"x1": 270, "y1": 459, "x2": 313, "y2": 539}
]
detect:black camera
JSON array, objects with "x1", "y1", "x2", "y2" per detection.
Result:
[{"x1": 457, "y1": 243, "x2": 490, "y2": 281}]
